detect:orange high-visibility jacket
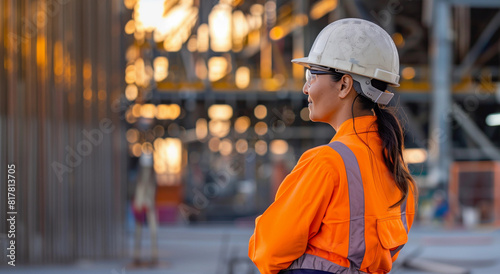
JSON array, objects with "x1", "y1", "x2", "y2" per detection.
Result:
[{"x1": 249, "y1": 115, "x2": 416, "y2": 274}]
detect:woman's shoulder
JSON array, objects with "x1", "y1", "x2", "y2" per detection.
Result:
[
  {"x1": 283, "y1": 145, "x2": 344, "y2": 189},
  {"x1": 298, "y1": 143, "x2": 346, "y2": 169}
]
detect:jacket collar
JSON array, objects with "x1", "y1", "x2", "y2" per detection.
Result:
[{"x1": 331, "y1": 115, "x2": 378, "y2": 142}]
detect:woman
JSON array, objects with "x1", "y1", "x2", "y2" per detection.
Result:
[{"x1": 248, "y1": 18, "x2": 417, "y2": 274}]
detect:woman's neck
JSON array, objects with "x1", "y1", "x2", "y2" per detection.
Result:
[{"x1": 328, "y1": 103, "x2": 374, "y2": 131}]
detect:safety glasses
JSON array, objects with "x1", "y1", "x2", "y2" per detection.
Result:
[
  {"x1": 305, "y1": 69, "x2": 318, "y2": 89},
  {"x1": 305, "y1": 68, "x2": 342, "y2": 89}
]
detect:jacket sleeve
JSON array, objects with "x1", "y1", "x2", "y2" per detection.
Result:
[{"x1": 248, "y1": 152, "x2": 338, "y2": 274}]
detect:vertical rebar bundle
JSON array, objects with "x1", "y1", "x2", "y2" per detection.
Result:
[{"x1": 0, "y1": 0, "x2": 127, "y2": 264}]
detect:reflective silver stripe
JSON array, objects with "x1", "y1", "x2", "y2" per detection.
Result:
[
  {"x1": 288, "y1": 253, "x2": 369, "y2": 274},
  {"x1": 401, "y1": 198, "x2": 408, "y2": 232},
  {"x1": 327, "y1": 142, "x2": 366, "y2": 269},
  {"x1": 390, "y1": 198, "x2": 408, "y2": 257},
  {"x1": 390, "y1": 244, "x2": 405, "y2": 257}
]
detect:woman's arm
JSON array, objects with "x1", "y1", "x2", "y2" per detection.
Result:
[{"x1": 248, "y1": 152, "x2": 339, "y2": 274}]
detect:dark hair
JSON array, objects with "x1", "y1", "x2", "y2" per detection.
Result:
[{"x1": 331, "y1": 74, "x2": 417, "y2": 208}]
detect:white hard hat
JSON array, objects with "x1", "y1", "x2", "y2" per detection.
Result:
[{"x1": 292, "y1": 18, "x2": 400, "y2": 105}]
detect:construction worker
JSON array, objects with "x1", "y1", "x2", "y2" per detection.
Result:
[{"x1": 248, "y1": 18, "x2": 418, "y2": 274}]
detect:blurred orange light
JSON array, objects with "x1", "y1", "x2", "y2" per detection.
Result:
[
  {"x1": 156, "y1": 104, "x2": 180, "y2": 120},
  {"x1": 235, "y1": 116, "x2": 251, "y2": 133},
  {"x1": 134, "y1": 27, "x2": 145, "y2": 41},
  {"x1": 263, "y1": 74, "x2": 286, "y2": 91},
  {"x1": 163, "y1": 33, "x2": 183, "y2": 52},
  {"x1": 153, "y1": 56, "x2": 169, "y2": 82},
  {"x1": 403, "y1": 148, "x2": 427, "y2": 164},
  {"x1": 254, "y1": 121, "x2": 268, "y2": 136},
  {"x1": 392, "y1": 33, "x2": 405, "y2": 48},
  {"x1": 255, "y1": 140, "x2": 267, "y2": 156},
  {"x1": 142, "y1": 142, "x2": 154, "y2": 154},
  {"x1": 235, "y1": 66, "x2": 250, "y2": 89},
  {"x1": 83, "y1": 88, "x2": 92, "y2": 101},
  {"x1": 126, "y1": 128, "x2": 140, "y2": 143},
  {"x1": 153, "y1": 137, "x2": 163, "y2": 149},
  {"x1": 154, "y1": 2, "x2": 198, "y2": 45},
  {"x1": 141, "y1": 104, "x2": 157, "y2": 119},
  {"x1": 208, "y1": 104, "x2": 233, "y2": 120},
  {"x1": 310, "y1": 0, "x2": 337, "y2": 20},
  {"x1": 153, "y1": 138, "x2": 183, "y2": 176},
  {"x1": 134, "y1": 0, "x2": 164, "y2": 31},
  {"x1": 132, "y1": 143, "x2": 142, "y2": 157},
  {"x1": 125, "y1": 64, "x2": 136, "y2": 84},
  {"x1": 124, "y1": 0, "x2": 136, "y2": 9},
  {"x1": 235, "y1": 139, "x2": 248, "y2": 154},
  {"x1": 208, "y1": 56, "x2": 229, "y2": 82},
  {"x1": 250, "y1": 4, "x2": 264, "y2": 15},
  {"x1": 209, "y1": 120, "x2": 231, "y2": 138},
  {"x1": 126, "y1": 110, "x2": 137, "y2": 124},
  {"x1": 232, "y1": 10, "x2": 249, "y2": 51},
  {"x1": 125, "y1": 84, "x2": 138, "y2": 101},
  {"x1": 197, "y1": 24, "x2": 209, "y2": 52},
  {"x1": 125, "y1": 20, "x2": 135, "y2": 34},
  {"x1": 36, "y1": 36, "x2": 46, "y2": 67},
  {"x1": 208, "y1": 137, "x2": 220, "y2": 152},
  {"x1": 254, "y1": 105, "x2": 267, "y2": 119},
  {"x1": 209, "y1": 3, "x2": 232, "y2": 52},
  {"x1": 295, "y1": 14, "x2": 308, "y2": 26},
  {"x1": 270, "y1": 139, "x2": 288, "y2": 155},
  {"x1": 219, "y1": 138, "x2": 233, "y2": 156},
  {"x1": 300, "y1": 107, "x2": 310, "y2": 121},
  {"x1": 269, "y1": 26, "x2": 285, "y2": 40},
  {"x1": 135, "y1": 58, "x2": 148, "y2": 87},
  {"x1": 170, "y1": 104, "x2": 181, "y2": 119},
  {"x1": 155, "y1": 104, "x2": 169, "y2": 119},
  {"x1": 53, "y1": 42, "x2": 63, "y2": 78},
  {"x1": 83, "y1": 61, "x2": 92, "y2": 81},
  {"x1": 402, "y1": 67, "x2": 416, "y2": 80},
  {"x1": 196, "y1": 118, "x2": 208, "y2": 140},
  {"x1": 187, "y1": 36, "x2": 198, "y2": 52},
  {"x1": 132, "y1": 104, "x2": 142, "y2": 118},
  {"x1": 195, "y1": 58, "x2": 208, "y2": 80}
]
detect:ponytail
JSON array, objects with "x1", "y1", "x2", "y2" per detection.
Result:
[
  {"x1": 373, "y1": 104, "x2": 417, "y2": 208},
  {"x1": 350, "y1": 79, "x2": 417, "y2": 208}
]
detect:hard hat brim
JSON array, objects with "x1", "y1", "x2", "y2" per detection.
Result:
[
  {"x1": 291, "y1": 57, "x2": 314, "y2": 68},
  {"x1": 291, "y1": 57, "x2": 400, "y2": 87}
]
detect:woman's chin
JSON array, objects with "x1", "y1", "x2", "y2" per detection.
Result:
[{"x1": 309, "y1": 111, "x2": 325, "y2": 123}]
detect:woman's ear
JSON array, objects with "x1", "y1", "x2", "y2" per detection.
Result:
[{"x1": 338, "y1": 74, "x2": 354, "y2": 99}]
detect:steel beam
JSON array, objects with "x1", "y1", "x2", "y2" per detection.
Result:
[
  {"x1": 451, "y1": 103, "x2": 500, "y2": 161},
  {"x1": 454, "y1": 11, "x2": 500, "y2": 81},
  {"x1": 428, "y1": 0, "x2": 453, "y2": 187},
  {"x1": 447, "y1": 0, "x2": 500, "y2": 8}
]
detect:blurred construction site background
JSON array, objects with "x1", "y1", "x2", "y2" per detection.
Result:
[{"x1": 1, "y1": 0, "x2": 500, "y2": 273}]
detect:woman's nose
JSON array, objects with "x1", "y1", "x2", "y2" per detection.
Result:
[{"x1": 302, "y1": 83, "x2": 309, "y2": 95}]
